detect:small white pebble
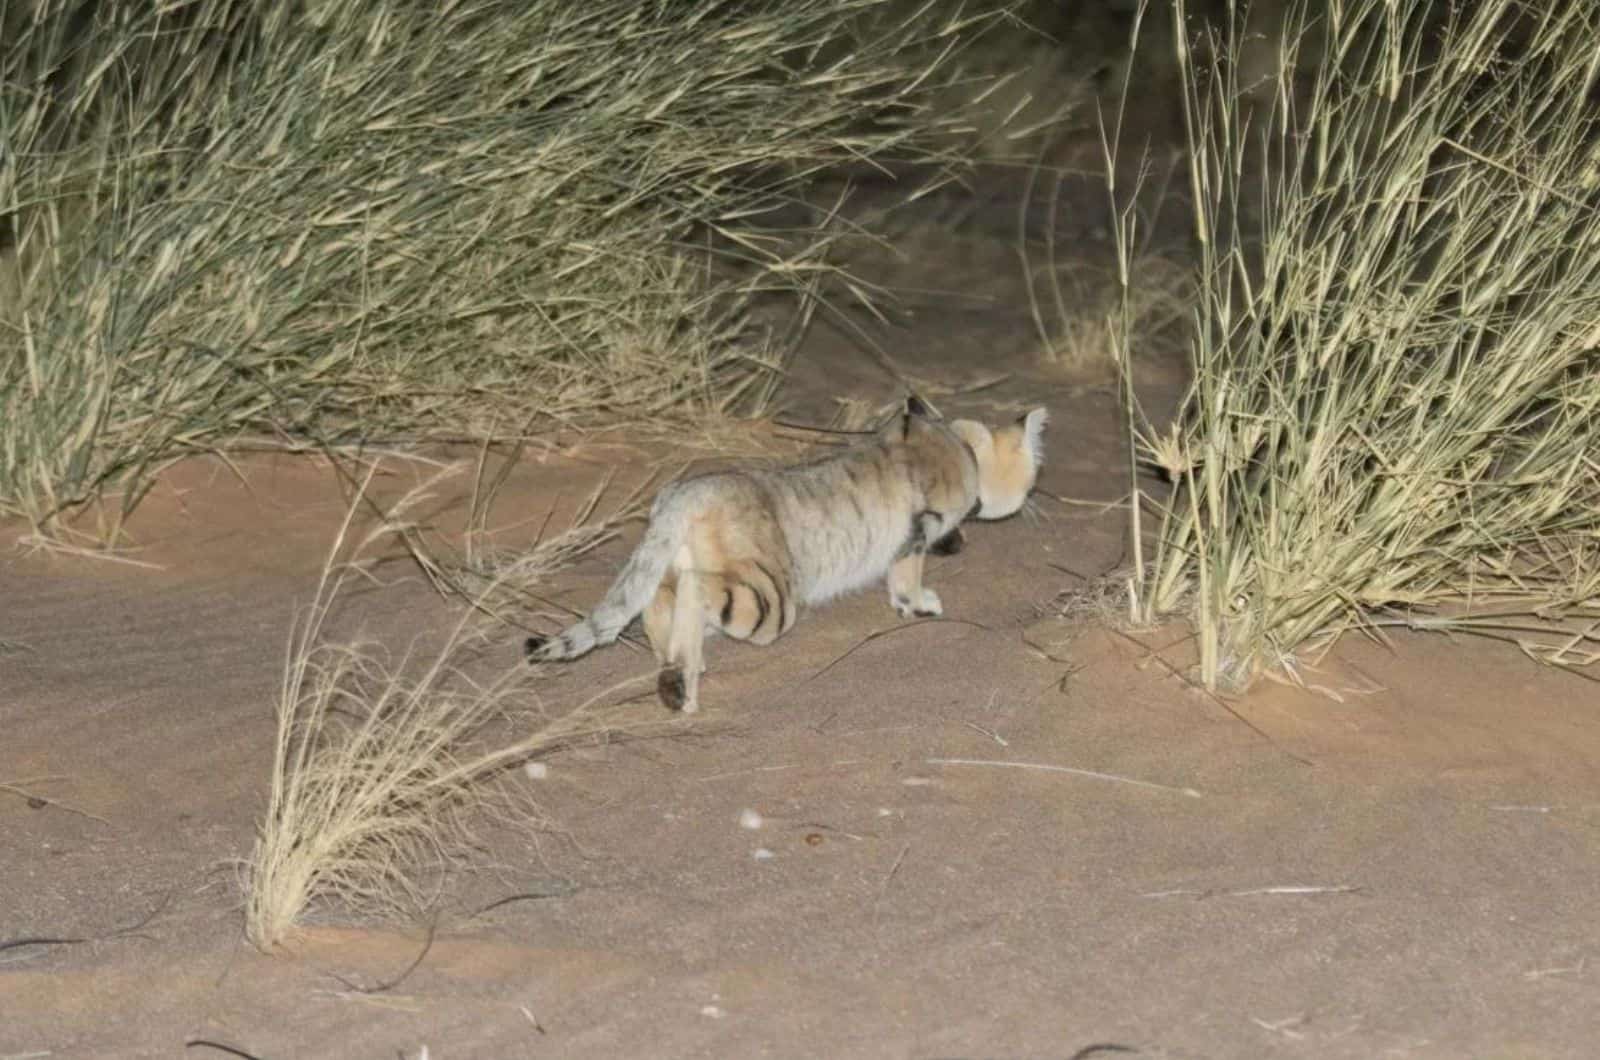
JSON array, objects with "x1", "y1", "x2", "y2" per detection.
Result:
[
  {"x1": 877, "y1": 807, "x2": 894, "y2": 817},
  {"x1": 523, "y1": 761, "x2": 549, "y2": 780},
  {"x1": 901, "y1": 776, "x2": 934, "y2": 787},
  {"x1": 753, "y1": 847, "x2": 775, "y2": 860},
  {"x1": 701, "y1": 1005, "x2": 724, "y2": 1019},
  {"x1": 738, "y1": 808, "x2": 763, "y2": 830}
]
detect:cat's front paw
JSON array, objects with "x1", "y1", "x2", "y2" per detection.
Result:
[{"x1": 893, "y1": 588, "x2": 942, "y2": 618}]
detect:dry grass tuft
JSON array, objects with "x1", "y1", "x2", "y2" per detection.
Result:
[
  {"x1": 244, "y1": 466, "x2": 672, "y2": 951},
  {"x1": 1113, "y1": 0, "x2": 1600, "y2": 690},
  {"x1": 918, "y1": 12, "x2": 1095, "y2": 164},
  {"x1": 1028, "y1": 252, "x2": 1193, "y2": 381},
  {"x1": 1, "y1": 0, "x2": 1000, "y2": 539},
  {"x1": 434, "y1": 446, "x2": 654, "y2": 624},
  {"x1": 1019, "y1": 138, "x2": 1194, "y2": 382}
]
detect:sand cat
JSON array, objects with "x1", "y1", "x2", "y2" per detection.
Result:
[{"x1": 525, "y1": 396, "x2": 1048, "y2": 712}]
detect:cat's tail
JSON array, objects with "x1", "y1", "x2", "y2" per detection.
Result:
[{"x1": 523, "y1": 486, "x2": 691, "y2": 663}]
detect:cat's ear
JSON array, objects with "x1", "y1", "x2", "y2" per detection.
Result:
[
  {"x1": 901, "y1": 393, "x2": 935, "y2": 439},
  {"x1": 1018, "y1": 407, "x2": 1049, "y2": 467}
]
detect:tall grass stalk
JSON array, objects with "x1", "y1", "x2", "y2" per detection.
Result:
[
  {"x1": 1126, "y1": 0, "x2": 1600, "y2": 689},
  {"x1": 2, "y1": 0, "x2": 989, "y2": 538}
]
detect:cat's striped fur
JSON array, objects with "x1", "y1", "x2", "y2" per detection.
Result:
[{"x1": 525, "y1": 396, "x2": 1047, "y2": 712}]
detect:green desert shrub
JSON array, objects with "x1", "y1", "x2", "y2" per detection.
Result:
[
  {"x1": 1, "y1": 0, "x2": 989, "y2": 537},
  {"x1": 1120, "y1": 0, "x2": 1600, "y2": 689}
]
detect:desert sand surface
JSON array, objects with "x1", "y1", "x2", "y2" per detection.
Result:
[{"x1": 6, "y1": 226, "x2": 1600, "y2": 1060}]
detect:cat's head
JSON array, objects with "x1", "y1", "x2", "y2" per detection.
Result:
[{"x1": 951, "y1": 407, "x2": 1048, "y2": 520}]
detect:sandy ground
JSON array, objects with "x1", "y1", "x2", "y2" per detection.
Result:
[{"x1": 6, "y1": 180, "x2": 1600, "y2": 1059}]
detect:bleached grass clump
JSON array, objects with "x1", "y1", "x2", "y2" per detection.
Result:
[
  {"x1": 244, "y1": 469, "x2": 667, "y2": 950},
  {"x1": 1027, "y1": 252, "x2": 1193, "y2": 380},
  {"x1": 1, "y1": 0, "x2": 993, "y2": 538},
  {"x1": 457, "y1": 469, "x2": 652, "y2": 616},
  {"x1": 1118, "y1": 0, "x2": 1600, "y2": 689},
  {"x1": 1022, "y1": 145, "x2": 1192, "y2": 382},
  {"x1": 393, "y1": 439, "x2": 654, "y2": 625}
]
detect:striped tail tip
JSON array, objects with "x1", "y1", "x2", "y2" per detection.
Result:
[{"x1": 524, "y1": 635, "x2": 552, "y2": 663}]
